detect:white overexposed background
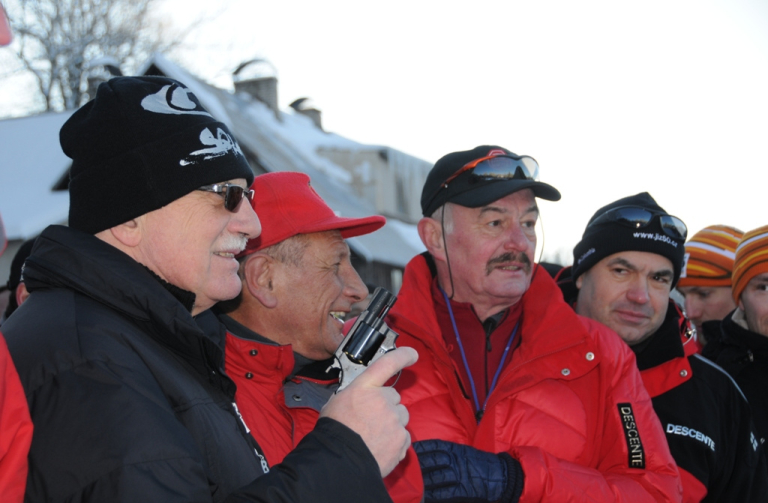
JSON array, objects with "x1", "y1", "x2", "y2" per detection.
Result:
[{"x1": 5, "y1": 0, "x2": 768, "y2": 262}]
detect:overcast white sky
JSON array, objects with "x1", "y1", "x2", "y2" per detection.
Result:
[
  {"x1": 157, "y1": 0, "x2": 768, "y2": 262},
  {"x1": 6, "y1": 0, "x2": 768, "y2": 262}
]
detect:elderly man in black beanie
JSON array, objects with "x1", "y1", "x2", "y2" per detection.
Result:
[
  {"x1": 382, "y1": 146, "x2": 683, "y2": 503},
  {"x1": 557, "y1": 192, "x2": 768, "y2": 502},
  {"x1": 0, "y1": 76, "x2": 415, "y2": 503}
]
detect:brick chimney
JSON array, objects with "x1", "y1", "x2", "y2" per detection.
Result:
[
  {"x1": 289, "y1": 97, "x2": 323, "y2": 131},
  {"x1": 233, "y1": 59, "x2": 279, "y2": 120}
]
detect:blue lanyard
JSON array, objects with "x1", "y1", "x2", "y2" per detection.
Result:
[{"x1": 440, "y1": 287, "x2": 519, "y2": 422}]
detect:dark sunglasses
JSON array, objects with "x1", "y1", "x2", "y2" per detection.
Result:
[
  {"x1": 424, "y1": 155, "x2": 540, "y2": 213},
  {"x1": 588, "y1": 206, "x2": 687, "y2": 240},
  {"x1": 197, "y1": 183, "x2": 254, "y2": 212}
]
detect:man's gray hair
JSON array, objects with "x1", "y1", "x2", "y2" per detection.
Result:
[
  {"x1": 260, "y1": 233, "x2": 312, "y2": 267},
  {"x1": 431, "y1": 203, "x2": 454, "y2": 235}
]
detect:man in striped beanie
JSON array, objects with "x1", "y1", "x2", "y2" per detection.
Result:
[
  {"x1": 677, "y1": 225, "x2": 743, "y2": 340},
  {"x1": 703, "y1": 225, "x2": 768, "y2": 446},
  {"x1": 732, "y1": 224, "x2": 768, "y2": 328}
]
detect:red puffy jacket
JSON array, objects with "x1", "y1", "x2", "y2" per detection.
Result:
[
  {"x1": 226, "y1": 328, "x2": 423, "y2": 503},
  {"x1": 0, "y1": 333, "x2": 33, "y2": 503},
  {"x1": 225, "y1": 332, "x2": 334, "y2": 464},
  {"x1": 385, "y1": 255, "x2": 683, "y2": 503}
]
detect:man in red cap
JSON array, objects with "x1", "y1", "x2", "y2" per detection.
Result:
[{"x1": 216, "y1": 171, "x2": 420, "y2": 501}]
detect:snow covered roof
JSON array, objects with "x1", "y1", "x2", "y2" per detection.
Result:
[
  {"x1": 0, "y1": 54, "x2": 426, "y2": 267},
  {"x1": 0, "y1": 111, "x2": 73, "y2": 240}
]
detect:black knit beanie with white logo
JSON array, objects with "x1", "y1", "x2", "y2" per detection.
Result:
[
  {"x1": 61, "y1": 76, "x2": 254, "y2": 234},
  {"x1": 572, "y1": 192, "x2": 686, "y2": 285}
]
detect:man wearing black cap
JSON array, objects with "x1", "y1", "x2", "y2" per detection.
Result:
[
  {"x1": 0, "y1": 76, "x2": 415, "y2": 502},
  {"x1": 384, "y1": 146, "x2": 682, "y2": 503},
  {"x1": 557, "y1": 192, "x2": 768, "y2": 502}
]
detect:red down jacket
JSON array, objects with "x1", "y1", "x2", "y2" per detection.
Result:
[
  {"x1": 226, "y1": 324, "x2": 423, "y2": 503},
  {"x1": 385, "y1": 255, "x2": 683, "y2": 503},
  {"x1": 225, "y1": 332, "x2": 329, "y2": 465},
  {"x1": 0, "y1": 334, "x2": 32, "y2": 503}
]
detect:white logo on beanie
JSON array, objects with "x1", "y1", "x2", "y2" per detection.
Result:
[
  {"x1": 180, "y1": 127, "x2": 243, "y2": 166},
  {"x1": 141, "y1": 84, "x2": 213, "y2": 117},
  {"x1": 631, "y1": 232, "x2": 679, "y2": 247},
  {"x1": 577, "y1": 248, "x2": 595, "y2": 265}
]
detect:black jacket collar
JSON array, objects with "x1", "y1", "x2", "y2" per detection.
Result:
[
  {"x1": 24, "y1": 225, "x2": 230, "y2": 391},
  {"x1": 631, "y1": 301, "x2": 685, "y2": 371}
]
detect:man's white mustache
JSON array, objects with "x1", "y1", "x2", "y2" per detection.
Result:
[{"x1": 218, "y1": 234, "x2": 249, "y2": 253}]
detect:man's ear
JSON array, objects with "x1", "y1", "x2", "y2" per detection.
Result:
[
  {"x1": 738, "y1": 297, "x2": 745, "y2": 312},
  {"x1": 418, "y1": 217, "x2": 446, "y2": 262},
  {"x1": 104, "y1": 218, "x2": 142, "y2": 248},
  {"x1": 575, "y1": 273, "x2": 583, "y2": 290},
  {"x1": 15, "y1": 282, "x2": 30, "y2": 306},
  {"x1": 242, "y1": 254, "x2": 278, "y2": 308}
]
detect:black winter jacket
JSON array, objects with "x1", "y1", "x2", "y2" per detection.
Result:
[
  {"x1": 703, "y1": 310, "x2": 768, "y2": 447},
  {"x1": 635, "y1": 305, "x2": 768, "y2": 502},
  {"x1": 2, "y1": 225, "x2": 390, "y2": 503}
]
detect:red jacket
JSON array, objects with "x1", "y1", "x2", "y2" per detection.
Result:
[
  {"x1": 386, "y1": 255, "x2": 683, "y2": 503},
  {"x1": 225, "y1": 323, "x2": 423, "y2": 503},
  {"x1": 0, "y1": 333, "x2": 33, "y2": 503},
  {"x1": 225, "y1": 331, "x2": 334, "y2": 465}
]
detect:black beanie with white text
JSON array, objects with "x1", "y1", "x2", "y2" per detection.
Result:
[
  {"x1": 572, "y1": 192, "x2": 686, "y2": 285},
  {"x1": 61, "y1": 76, "x2": 254, "y2": 234}
]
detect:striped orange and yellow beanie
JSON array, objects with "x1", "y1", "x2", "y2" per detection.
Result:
[
  {"x1": 678, "y1": 225, "x2": 743, "y2": 288},
  {"x1": 732, "y1": 225, "x2": 768, "y2": 302}
]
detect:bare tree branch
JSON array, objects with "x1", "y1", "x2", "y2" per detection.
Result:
[{"x1": 2, "y1": 0, "x2": 190, "y2": 113}]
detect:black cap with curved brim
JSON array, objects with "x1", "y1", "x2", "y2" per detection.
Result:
[{"x1": 421, "y1": 145, "x2": 561, "y2": 216}]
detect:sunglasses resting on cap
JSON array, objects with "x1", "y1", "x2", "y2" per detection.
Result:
[
  {"x1": 588, "y1": 206, "x2": 687, "y2": 241},
  {"x1": 423, "y1": 154, "x2": 541, "y2": 212}
]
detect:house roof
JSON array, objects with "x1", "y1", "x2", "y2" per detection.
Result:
[
  {"x1": 0, "y1": 54, "x2": 426, "y2": 268},
  {"x1": 0, "y1": 111, "x2": 73, "y2": 240}
]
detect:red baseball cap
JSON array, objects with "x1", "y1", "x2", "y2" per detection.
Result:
[{"x1": 238, "y1": 172, "x2": 386, "y2": 257}]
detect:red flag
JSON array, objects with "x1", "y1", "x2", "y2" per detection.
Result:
[{"x1": 0, "y1": 2, "x2": 12, "y2": 47}]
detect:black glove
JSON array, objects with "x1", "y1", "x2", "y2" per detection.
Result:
[{"x1": 413, "y1": 439, "x2": 524, "y2": 503}]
